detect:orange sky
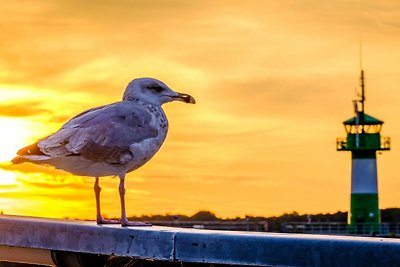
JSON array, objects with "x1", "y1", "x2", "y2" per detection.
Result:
[{"x1": 1, "y1": 1, "x2": 400, "y2": 219}]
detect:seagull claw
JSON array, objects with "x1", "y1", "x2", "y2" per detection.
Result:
[
  {"x1": 97, "y1": 217, "x2": 121, "y2": 225},
  {"x1": 121, "y1": 219, "x2": 152, "y2": 227}
]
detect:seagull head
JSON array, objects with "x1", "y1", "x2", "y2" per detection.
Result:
[{"x1": 123, "y1": 78, "x2": 196, "y2": 106}]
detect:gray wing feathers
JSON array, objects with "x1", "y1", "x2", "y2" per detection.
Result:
[
  {"x1": 38, "y1": 128, "x2": 76, "y2": 156},
  {"x1": 38, "y1": 102, "x2": 158, "y2": 164}
]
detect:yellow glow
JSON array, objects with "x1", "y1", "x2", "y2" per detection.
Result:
[
  {"x1": 0, "y1": 1, "x2": 399, "y2": 219},
  {"x1": 0, "y1": 118, "x2": 34, "y2": 162},
  {"x1": 0, "y1": 170, "x2": 18, "y2": 186}
]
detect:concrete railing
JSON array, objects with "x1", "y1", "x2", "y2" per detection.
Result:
[
  {"x1": 281, "y1": 221, "x2": 400, "y2": 237},
  {"x1": 0, "y1": 214, "x2": 400, "y2": 267}
]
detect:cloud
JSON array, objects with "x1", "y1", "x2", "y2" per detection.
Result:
[
  {"x1": 1, "y1": 0, "x2": 399, "y2": 95},
  {"x1": 0, "y1": 101, "x2": 74, "y2": 124},
  {"x1": 0, "y1": 101, "x2": 50, "y2": 117},
  {"x1": 17, "y1": 177, "x2": 89, "y2": 190},
  {"x1": 0, "y1": 0, "x2": 399, "y2": 218},
  {"x1": 0, "y1": 162, "x2": 70, "y2": 177},
  {"x1": 0, "y1": 189, "x2": 90, "y2": 202},
  {"x1": 0, "y1": 163, "x2": 89, "y2": 191},
  {"x1": 0, "y1": 184, "x2": 17, "y2": 189}
]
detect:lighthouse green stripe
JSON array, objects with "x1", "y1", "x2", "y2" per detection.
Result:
[{"x1": 350, "y1": 193, "x2": 380, "y2": 225}]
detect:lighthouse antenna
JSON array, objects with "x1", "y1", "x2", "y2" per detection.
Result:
[
  {"x1": 360, "y1": 69, "x2": 365, "y2": 114},
  {"x1": 359, "y1": 42, "x2": 365, "y2": 114}
]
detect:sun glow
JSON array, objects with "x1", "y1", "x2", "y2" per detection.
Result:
[
  {"x1": 0, "y1": 1, "x2": 399, "y2": 219},
  {"x1": 0, "y1": 117, "x2": 35, "y2": 162},
  {"x1": 0, "y1": 170, "x2": 18, "y2": 186}
]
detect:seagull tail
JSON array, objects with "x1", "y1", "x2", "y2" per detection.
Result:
[
  {"x1": 11, "y1": 156, "x2": 26, "y2": 164},
  {"x1": 11, "y1": 155, "x2": 52, "y2": 164},
  {"x1": 12, "y1": 142, "x2": 50, "y2": 164}
]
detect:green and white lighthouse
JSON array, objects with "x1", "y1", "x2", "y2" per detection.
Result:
[{"x1": 336, "y1": 70, "x2": 390, "y2": 232}]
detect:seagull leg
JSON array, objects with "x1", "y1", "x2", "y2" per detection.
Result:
[
  {"x1": 94, "y1": 177, "x2": 120, "y2": 224},
  {"x1": 119, "y1": 174, "x2": 151, "y2": 227}
]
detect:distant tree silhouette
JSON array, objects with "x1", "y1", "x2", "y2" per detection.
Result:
[
  {"x1": 382, "y1": 208, "x2": 400, "y2": 222},
  {"x1": 190, "y1": 210, "x2": 218, "y2": 221},
  {"x1": 127, "y1": 208, "x2": 400, "y2": 228}
]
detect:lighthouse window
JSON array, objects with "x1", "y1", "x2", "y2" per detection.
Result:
[
  {"x1": 350, "y1": 125, "x2": 363, "y2": 134},
  {"x1": 345, "y1": 124, "x2": 382, "y2": 134},
  {"x1": 364, "y1": 124, "x2": 382, "y2": 133},
  {"x1": 345, "y1": 125, "x2": 358, "y2": 134}
]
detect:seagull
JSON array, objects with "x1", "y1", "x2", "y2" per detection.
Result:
[{"x1": 12, "y1": 78, "x2": 195, "y2": 226}]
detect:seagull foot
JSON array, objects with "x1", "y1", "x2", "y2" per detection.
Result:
[
  {"x1": 97, "y1": 217, "x2": 121, "y2": 225},
  {"x1": 121, "y1": 219, "x2": 152, "y2": 227}
]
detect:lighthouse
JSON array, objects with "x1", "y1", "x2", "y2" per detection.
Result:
[{"x1": 336, "y1": 70, "x2": 390, "y2": 233}]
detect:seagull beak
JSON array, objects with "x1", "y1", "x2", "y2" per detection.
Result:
[{"x1": 172, "y1": 93, "x2": 196, "y2": 104}]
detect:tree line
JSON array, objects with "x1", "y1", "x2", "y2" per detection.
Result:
[{"x1": 128, "y1": 208, "x2": 400, "y2": 223}]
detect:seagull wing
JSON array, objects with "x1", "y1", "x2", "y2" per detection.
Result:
[{"x1": 35, "y1": 101, "x2": 159, "y2": 164}]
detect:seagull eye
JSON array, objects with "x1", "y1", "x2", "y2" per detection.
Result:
[{"x1": 147, "y1": 84, "x2": 164, "y2": 93}]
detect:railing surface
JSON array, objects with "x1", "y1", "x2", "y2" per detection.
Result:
[
  {"x1": 282, "y1": 222, "x2": 400, "y2": 237},
  {"x1": 0, "y1": 215, "x2": 400, "y2": 267}
]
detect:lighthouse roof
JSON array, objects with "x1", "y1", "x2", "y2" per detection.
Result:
[{"x1": 343, "y1": 113, "x2": 384, "y2": 125}]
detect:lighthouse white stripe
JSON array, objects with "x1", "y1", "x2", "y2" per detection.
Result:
[{"x1": 351, "y1": 158, "x2": 378, "y2": 193}]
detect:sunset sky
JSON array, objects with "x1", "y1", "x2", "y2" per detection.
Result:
[{"x1": 1, "y1": 1, "x2": 400, "y2": 220}]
